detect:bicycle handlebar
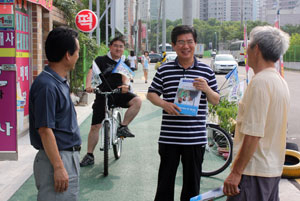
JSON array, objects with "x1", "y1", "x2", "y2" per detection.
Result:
[{"x1": 93, "y1": 88, "x2": 122, "y2": 95}]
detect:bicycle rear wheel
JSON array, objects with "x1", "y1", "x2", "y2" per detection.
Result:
[
  {"x1": 113, "y1": 112, "x2": 122, "y2": 159},
  {"x1": 103, "y1": 121, "x2": 110, "y2": 176},
  {"x1": 202, "y1": 123, "x2": 233, "y2": 176}
]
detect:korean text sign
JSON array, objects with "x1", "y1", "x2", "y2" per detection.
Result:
[{"x1": 75, "y1": 9, "x2": 98, "y2": 33}]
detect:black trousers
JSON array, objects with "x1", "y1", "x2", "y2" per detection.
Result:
[{"x1": 154, "y1": 143, "x2": 205, "y2": 201}]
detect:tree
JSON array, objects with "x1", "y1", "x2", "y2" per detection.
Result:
[
  {"x1": 282, "y1": 24, "x2": 300, "y2": 36},
  {"x1": 53, "y1": 0, "x2": 103, "y2": 93},
  {"x1": 290, "y1": 33, "x2": 300, "y2": 46}
]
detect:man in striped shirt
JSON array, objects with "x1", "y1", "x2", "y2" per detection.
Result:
[{"x1": 147, "y1": 25, "x2": 220, "y2": 201}]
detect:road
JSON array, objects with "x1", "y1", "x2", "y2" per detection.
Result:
[{"x1": 200, "y1": 57, "x2": 300, "y2": 149}]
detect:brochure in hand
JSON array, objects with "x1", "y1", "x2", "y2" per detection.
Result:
[
  {"x1": 190, "y1": 186, "x2": 224, "y2": 201},
  {"x1": 174, "y1": 78, "x2": 201, "y2": 116},
  {"x1": 112, "y1": 60, "x2": 135, "y2": 79},
  {"x1": 91, "y1": 60, "x2": 102, "y2": 88}
]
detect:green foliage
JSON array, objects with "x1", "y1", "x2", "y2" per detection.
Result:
[
  {"x1": 284, "y1": 34, "x2": 300, "y2": 62},
  {"x1": 290, "y1": 33, "x2": 300, "y2": 46},
  {"x1": 148, "y1": 15, "x2": 300, "y2": 53},
  {"x1": 281, "y1": 24, "x2": 300, "y2": 36},
  {"x1": 53, "y1": 0, "x2": 106, "y2": 92},
  {"x1": 209, "y1": 99, "x2": 238, "y2": 134}
]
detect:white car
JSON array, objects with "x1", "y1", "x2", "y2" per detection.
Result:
[
  {"x1": 210, "y1": 54, "x2": 238, "y2": 74},
  {"x1": 166, "y1": 53, "x2": 177, "y2": 62}
]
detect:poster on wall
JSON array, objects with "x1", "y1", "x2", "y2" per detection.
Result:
[
  {"x1": 15, "y1": 11, "x2": 29, "y2": 117},
  {"x1": 0, "y1": 64, "x2": 17, "y2": 158},
  {"x1": 0, "y1": 0, "x2": 17, "y2": 160}
]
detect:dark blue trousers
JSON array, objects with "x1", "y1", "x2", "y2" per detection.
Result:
[{"x1": 154, "y1": 143, "x2": 205, "y2": 201}]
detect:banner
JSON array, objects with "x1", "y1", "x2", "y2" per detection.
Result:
[{"x1": 15, "y1": 10, "x2": 30, "y2": 116}]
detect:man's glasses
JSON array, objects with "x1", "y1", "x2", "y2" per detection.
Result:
[
  {"x1": 112, "y1": 44, "x2": 124, "y2": 49},
  {"x1": 176, "y1": 40, "x2": 195, "y2": 46}
]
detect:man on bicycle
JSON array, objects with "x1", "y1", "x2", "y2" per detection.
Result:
[{"x1": 80, "y1": 36, "x2": 142, "y2": 167}]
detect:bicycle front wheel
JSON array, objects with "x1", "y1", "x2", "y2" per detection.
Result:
[
  {"x1": 103, "y1": 121, "x2": 110, "y2": 176},
  {"x1": 113, "y1": 112, "x2": 122, "y2": 159},
  {"x1": 201, "y1": 123, "x2": 233, "y2": 176}
]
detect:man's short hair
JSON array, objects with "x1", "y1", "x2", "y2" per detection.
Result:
[
  {"x1": 109, "y1": 36, "x2": 126, "y2": 46},
  {"x1": 249, "y1": 26, "x2": 290, "y2": 62},
  {"x1": 171, "y1": 25, "x2": 197, "y2": 45},
  {"x1": 45, "y1": 26, "x2": 78, "y2": 62}
]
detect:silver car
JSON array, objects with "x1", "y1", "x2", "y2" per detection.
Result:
[{"x1": 211, "y1": 54, "x2": 238, "y2": 74}]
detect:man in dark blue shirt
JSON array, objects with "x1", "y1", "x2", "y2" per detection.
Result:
[{"x1": 29, "y1": 27, "x2": 81, "y2": 201}]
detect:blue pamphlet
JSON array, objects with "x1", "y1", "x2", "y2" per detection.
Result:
[
  {"x1": 112, "y1": 60, "x2": 135, "y2": 79},
  {"x1": 174, "y1": 78, "x2": 201, "y2": 116},
  {"x1": 190, "y1": 186, "x2": 224, "y2": 201}
]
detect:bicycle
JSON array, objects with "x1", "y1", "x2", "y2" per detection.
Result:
[
  {"x1": 201, "y1": 123, "x2": 233, "y2": 176},
  {"x1": 93, "y1": 88, "x2": 123, "y2": 176}
]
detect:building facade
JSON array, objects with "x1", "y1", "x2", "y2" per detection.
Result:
[
  {"x1": 0, "y1": 0, "x2": 66, "y2": 159},
  {"x1": 200, "y1": 0, "x2": 257, "y2": 22},
  {"x1": 259, "y1": 0, "x2": 300, "y2": 25}
]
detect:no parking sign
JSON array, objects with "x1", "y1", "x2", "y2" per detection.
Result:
[{"x1": 75, "y1": 9, "x2": 98, "y2": 33}]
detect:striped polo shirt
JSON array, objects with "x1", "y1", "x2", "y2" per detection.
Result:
[{"x1": 148, "y1": 57, "x2": 218, "y2": 145}]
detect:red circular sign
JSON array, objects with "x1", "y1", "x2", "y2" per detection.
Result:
[{"x1": 75, "y1": 9, "x2": 98, "y2": 33}]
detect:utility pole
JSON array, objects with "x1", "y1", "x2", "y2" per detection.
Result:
[
  {"x1": 89, "y1": 0, "x2": 93, "y2": 38},
  {"x1": 156, "y1": 0, "x2": 162, "y2": 53},
  {"x1": 134, "y1": 0, "x2": 139, "y2": 58},
  {"x1": 111, "y1": 0, "x2": 116, "y2": 38},
  {"x1": 182, "y1": 0, "x2": 193, "y2": 26},
  {"x1": 96, "y1": 0, "x2": 100, "y2": 45},
  {"x1": 162, "y1": 0, "x2": 166, "y2": 52},
  {"x1": 241, "y1": 0, "x2": 244, "y2": 30},
  {"x1": 105, "y1": 0, "x2": 108, "y2": 46}
]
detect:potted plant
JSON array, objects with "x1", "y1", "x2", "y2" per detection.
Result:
[{"x1": 208, "y1": 98, "x2": 238, "y2": 134}]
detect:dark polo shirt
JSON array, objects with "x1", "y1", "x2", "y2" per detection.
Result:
[{"x1": 29, "y1": 65, "x2": 81, "y2": 150}]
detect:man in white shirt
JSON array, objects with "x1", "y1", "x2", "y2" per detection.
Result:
[{"x1": 223, "y1": 26, "x2": 290, "y2": 201}]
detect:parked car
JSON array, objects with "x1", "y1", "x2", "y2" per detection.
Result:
[
  {"x1": 210, "y1": 54, "x2": 238, "y2": 74},
  {"x1": 166, "y1": 52, "x2": 177, "y2": 62},
  {"x1": 149, "y1": 53, "x2": 162, "y2": 63}
]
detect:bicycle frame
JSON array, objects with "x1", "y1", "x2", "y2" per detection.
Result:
[
  {"x1": 98, "y1": 90, "x2": 122, "y2": 150},
  {"x1": 94, "y1": 88, "x2": 123, "y2": 176}
]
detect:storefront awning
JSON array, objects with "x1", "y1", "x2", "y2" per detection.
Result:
[{"x1": 26, "y1": 0, "x2": 53, "y2": 11}]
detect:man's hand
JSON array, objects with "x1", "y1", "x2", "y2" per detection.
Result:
[
  {"x1": 54, "y1": 166, "x2": 69, "y2": 192},
  {"x1": 85, "y1": 86, "x2": 93, "y2": 93},
  {"x1": 193, "y1": 77, "x2": 210, "y2": 93},
  {"x1": 162, "y1": 101, "x2": 181, "y2": 115},
  {"x1": 223, "y1": 172, "x2": 241, "y2": 196}
]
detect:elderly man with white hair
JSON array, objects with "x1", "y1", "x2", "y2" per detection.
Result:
[{"x1": 223, "y1": 26, "x2": 290, "y2": 201}]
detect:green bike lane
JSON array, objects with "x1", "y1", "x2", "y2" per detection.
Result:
[
  {"x1": 9, "y1": 100, "x2": 229, "y2": 201},
  {"x1": 9, "y1": 64, "x2": 229, "y2": 201}
]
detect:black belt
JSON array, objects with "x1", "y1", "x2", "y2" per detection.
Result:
[{"x1": 63, "y1": 145, "x2": 81, "y2": 152}]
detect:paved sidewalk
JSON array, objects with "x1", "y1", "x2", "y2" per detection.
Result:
[{"x1": 0, "y1": 103, "x2": 93, "y2": 201}]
